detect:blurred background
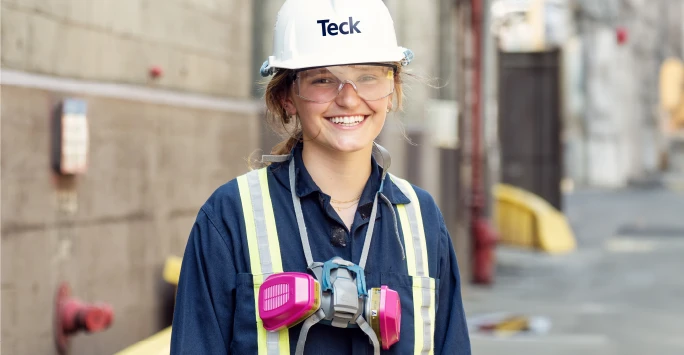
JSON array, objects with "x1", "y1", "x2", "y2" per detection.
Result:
[{"x1": 1, "y1": 0, "x2": 683, "y2": 354}]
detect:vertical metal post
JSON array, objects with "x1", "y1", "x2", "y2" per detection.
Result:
[
  {"x1": 470, "y1": 0, "x2": 483, "y2": 222},
  {"x1": 470, "y1": 0, "x2": 498, "y2": 285}
]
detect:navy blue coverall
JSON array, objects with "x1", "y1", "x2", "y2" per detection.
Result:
[{"x1": 170, "y1": 144, "x2": 471, "y2": 354}]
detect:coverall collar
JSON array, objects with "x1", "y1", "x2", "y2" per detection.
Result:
[{"x1": 271, "y1": 143, "x2": 411, "y2": 206}]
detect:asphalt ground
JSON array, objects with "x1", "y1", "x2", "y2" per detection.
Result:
[{"x1": 463, "y1": 183, "x2": 684, "y2": 355}]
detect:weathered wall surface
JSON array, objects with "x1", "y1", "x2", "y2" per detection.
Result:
[
  {"x1": 1, "y1": 0, "x2": 252, "y2": 97},
  {"x1": 1, "y1": 0, "x2": 259, "y2": 354},
  {"x1": 1, "y1": 85, "x2": 259, "y2": 355}
]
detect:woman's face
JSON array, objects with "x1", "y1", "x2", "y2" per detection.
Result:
[{"x1": 285, "y1": 65, "x2": 394, "y2": 154}]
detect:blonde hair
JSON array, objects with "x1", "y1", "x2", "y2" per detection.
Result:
[{"x1": 263, "y1": 64, "x2": 406, "y2": 155}]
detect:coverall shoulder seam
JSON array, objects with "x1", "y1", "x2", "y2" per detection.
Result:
[{"x1": 199, "y1": 203, "x2": 233, "y2": 252}]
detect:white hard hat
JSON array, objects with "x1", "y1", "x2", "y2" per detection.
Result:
[{"x1": 260, "y1": 0, "x2": 414, "y2": 77}]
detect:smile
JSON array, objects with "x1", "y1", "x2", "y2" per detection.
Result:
[{"x1": 326, "y1": 115, "x2": 367, "y2": 127}]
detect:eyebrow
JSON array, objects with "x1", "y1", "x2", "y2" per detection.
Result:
[
  {"x1": 350, "y1": 65, "x2": 384, "y2": 72},
  {"x1": 306, "y1": 69, "x2": 334, "y2": 75}
]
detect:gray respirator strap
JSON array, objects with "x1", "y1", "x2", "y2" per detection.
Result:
[
  {"x1": 358, "y1": 189, "x2": 380, "y2": 270},
  {"x1": 286, "y1": 145, "x2": 392, "y2": 355},
  {"x1": 357, "y1": 315, "x2": 381, "y2": 355},
  {"x1": 289, "y1": 157, "x2": 379, "y2": 269},
  {"x1": 294, "y1": 309, "x2": 326, "y2": 355},
  {"x1": 366, "y1": 143, "x2": 406, "y2": 264},
  {"x1": 261, "y1": 154, "x2": 290, "y2": 163},
  {"x1": 289, "y1": 158, "x2": 315, "y2": 267}
]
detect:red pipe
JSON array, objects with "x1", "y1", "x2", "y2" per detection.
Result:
[
  {"x1": 470, "y1": 0, "x2": 498, "y2": 285},
  {"x1": 55, "y1": 282, "x2": 114, "y2": 355}
]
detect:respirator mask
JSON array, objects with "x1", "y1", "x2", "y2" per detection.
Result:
[
  {"x1": 258, "y1": 258, "x2": 401, "y2": 350},
  {"x1": 257, "y1": 143, "x2": 403, "y2": 355}
]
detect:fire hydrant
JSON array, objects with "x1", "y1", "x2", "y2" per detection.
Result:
[
  {"x1": 473, "y1": 217, "x2": 498, "y2": 284},
  {"x1": 55, "y1": 282, "x2": 114, "y2": 355}
]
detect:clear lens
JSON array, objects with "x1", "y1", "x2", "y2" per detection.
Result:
[{"x1": 295, "y1": 65, "x2": 395, "y2": 103}]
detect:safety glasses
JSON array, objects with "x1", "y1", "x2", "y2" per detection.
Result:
[{"x1": 293, "y1": 64, "x2": 396, "y2": 103}]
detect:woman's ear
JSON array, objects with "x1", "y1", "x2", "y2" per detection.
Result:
[{"x1": 280, "y1": 95, "x2": 297, "y2": 116}]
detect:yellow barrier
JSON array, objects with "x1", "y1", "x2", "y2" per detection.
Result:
[
  {"x1": 163, "y1": 256, "x2": 183, "y2": 286},
  {"x1": 113, "y1": 257, "x2": 182, "y2": 355},
  {"x1": 493, "y1": 184, "x2": 576, "y2": 254},
  {"x1": 114, "y1": 327, "x2": 172, "y2": 355}
]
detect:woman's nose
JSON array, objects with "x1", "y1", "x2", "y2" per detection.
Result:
[{"x1": 335, "y1": 82, "x2": 362, "y2": 107}]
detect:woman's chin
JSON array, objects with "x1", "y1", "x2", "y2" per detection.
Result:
[{"x1": 328, "y1": 138, "x2": 374, "y2": 153}]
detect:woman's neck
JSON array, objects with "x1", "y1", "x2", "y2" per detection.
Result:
[{"x1": 301, "y1": 143, "x2": 372, "y2": 202}]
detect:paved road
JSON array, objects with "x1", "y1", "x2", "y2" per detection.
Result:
[{"x1": 463, "y1": 184, "x2": 684, "y2": 355}]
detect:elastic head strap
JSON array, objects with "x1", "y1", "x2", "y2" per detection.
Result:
[
  {"x1": 372, "y1": 142, "x2": 392, "y2": 187},
  {"x1": 262, "y1": 154, "x2": 289, "y2": 163},
  {"x1": 289, "y1": 158, "x2": 315, "y2": 267},
  {"x1": 357, "y1": 315, "x2": 381, "y2": 355},
  {"x1": 358, "y1": 190, "x2": 380, "y2": 270},
  {"x1": 294, "y1": 309, "x2": 326, "y2": 355},
  {"x1": 289, "y1": 155, "x2": 382, "y2": 270}
]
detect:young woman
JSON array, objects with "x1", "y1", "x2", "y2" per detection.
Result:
[{"x1": 170, "y1": 0, "x2": 471, "y2": 354}]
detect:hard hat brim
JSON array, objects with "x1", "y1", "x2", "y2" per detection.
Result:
[{"x1": 262, "y1": 47, "x2": 411, "y2": 76}]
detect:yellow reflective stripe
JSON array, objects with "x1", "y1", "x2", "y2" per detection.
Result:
[
  {"x1": 254, "y1": 274, "x2": 290, "y2": 355},
  {"x1": 390, "y1": 174, "x2": 436, "y2": 354},
  {"x1": 393, "y1": 177, "x2": 428, "y2": 276},
  {"x1": 278, "y1": 325, "x2": 289, "y2": 353},
  {"x1": 412, "y1": 278, "x2": 436, "y2": 355},
  {"x1": 259, "y1": 168, "x2": 283, "y2": 273},
  {"x1": 428, "y1": 282, "x2": 435, "y2": 355},
  {"x1": 253, "y1": 274, "x2": 268, "y2": 355},
  {"x1": 397, "y1": 204, "x2": 417, "y2": 276},
  {"x1": 238, "y1": 174, "x2": 261, "y2": 275},
  {"x1": 412, "y1": 279, "x2": 424, "y2": 354},
  {"x1": 259, "y1": 167, "x2": 289, "y2": 351},
  {"x1": 238, "y1": 169, "x2": 289, "y2": 354}
]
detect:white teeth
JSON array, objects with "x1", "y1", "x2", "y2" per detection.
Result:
[{"x1": 329, "y1": 115, "x2": 365, "y2": 125}]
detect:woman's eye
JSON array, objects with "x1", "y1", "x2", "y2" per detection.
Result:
[
  {"x1": 358, "y1": 75, "x2": 378, "y2": 82},
  {"x1": 312, "y1": 77, "x2": 336, "y2": 85}
]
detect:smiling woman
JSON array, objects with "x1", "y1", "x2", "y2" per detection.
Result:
[
  {"x1": 170, "y1": 0, "x2": 471, "y2": 354},
  {"x1": 265, "y1": 63, "x2": 405, "y2": 156}
]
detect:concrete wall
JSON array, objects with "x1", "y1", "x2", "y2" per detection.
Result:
[
  {"x1": 1, "y1": 0, "x2": 259, "y2": 354},
  {"x1": 1, "y1": 86, "x2": 259, "y2": 355},
  {"x1": 1, "y1": 0, "x2": 253, "y2": 97}
]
